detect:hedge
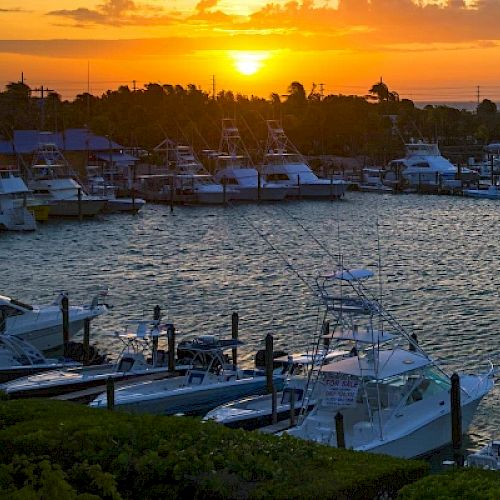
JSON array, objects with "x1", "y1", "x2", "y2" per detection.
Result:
[
  {"x1": 398, "y1": 468, "x2": 500, "y2": 499},
  {"x1": 0, "y1": 399, "x2": 428, "y2": 499}
]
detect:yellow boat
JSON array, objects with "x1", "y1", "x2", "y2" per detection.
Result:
[{"x1": 27, "y1": 202, "x2": 50, "y2": 222}]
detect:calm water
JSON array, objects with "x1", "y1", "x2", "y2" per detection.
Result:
[{"x1": 1, "y1": 192, "x2": 499, "y2": 456}]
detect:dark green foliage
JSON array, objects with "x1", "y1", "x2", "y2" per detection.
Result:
[
  {"x1": 398, "y1": 468, "x2": 500, "y2": 499},
  {"x1": 0, "y1": 399, "x2": 428, "y2": 499}
]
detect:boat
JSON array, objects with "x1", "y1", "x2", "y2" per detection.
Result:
[
  {"x1": 261, "y1": 120, "x2": 348, "y2": 199},
  {"x1": 0, "y1": 291, "x2": 108, "y2": 353},
  {"x1": 0, "y1": 166, "x2": 36, "y2": 231},
  {"x1": 285, "y1": 266, "x2": 494, "y2": 459},
  {"x1": 0, "y1": 334, "x2": 80, "y2": 383},
  {"x1": 467, "y1": 440, "x2": 500, "y2": 469},
  {"x1": 203, "y1": 350, "x2": 348, "y2": 430},
  {"x1": 463, "y1": 185, "x2": 500, "y2": 200},
  {"x1": 0, "y1": 320, "x2": 187, "y2": 399},
  {"x1": 89, "y1": 335, "x2": 285, "y2": 416},
  {"x1": 382, "y1": 142, "x2": 475, "y2": 191},
  {"x1": 213, "y1": 119, "x2": 288, "y2": 202},
  {"x1": 151, "y1": 139, "x2": 239, "y2": 204},
  {"x1": 26, "y1": 142, "x2": 106, "y2": 217},
  {"x1": 358, "y1": 168, "x2": 393, "y2": 193},
  {"x1": 86, "y1": 165, "x2": 146, "y2": 213}
]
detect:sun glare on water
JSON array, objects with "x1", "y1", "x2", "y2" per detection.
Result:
[{"x1": 230, "y1": 51, "x2": 269, "y2": 76}]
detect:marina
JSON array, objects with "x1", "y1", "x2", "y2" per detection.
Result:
[{"x1": 1, "y1": 191, "x2": 499, "y2": 461}]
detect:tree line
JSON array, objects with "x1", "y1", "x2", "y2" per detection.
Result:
[{"x1": 0, "y1": 79, "x2": 499, "y2": 164}]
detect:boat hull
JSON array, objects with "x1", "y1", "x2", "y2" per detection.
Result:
[
  {"x1": 284, "y1": 182, "x2": 347, "y2": 199},
  {"x1": 48, "y1": 199, "x2": 106, "y2": 217},
  {"x1": 104, "y1": 198, "x2": 146, "y2": 213},
  {"x1": 0, "y1": 207, "x2": 36, "y2": 231},
  {"x1": 229, "y1": 186, "x2": 288, "y2": 202}
]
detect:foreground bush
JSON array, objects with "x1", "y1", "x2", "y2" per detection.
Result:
[
  {"x1": 398, "y1": 468, "x2": 500, "y2": 499},
  {"x1": 0, "y1": 400, "x2": 427, "y2": 499}
]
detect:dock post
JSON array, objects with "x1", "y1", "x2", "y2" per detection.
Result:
[
  {"x1": 335, "y1": 412, "x2": 346, "y2": 448},
  {"x1": 491, "y1": 156, "x2": 495, "y2": 187},
  {"x1": 231, "y1": 311, "x2": 239, "y2": 368},
  {"x1": 167, "y1": 323, "x2": 176, "y2": 372},
  {"x1": 409, "y1": 333, "x2": 418, "y2": 352},
  {"x1": 169, "y1": 175, "x2": 174, "y2": 213},
  {"x1": 153, "y1": 305, "x2": 161, "y2": 366},
  {"x1": 297, "y1": 174, "x2": 301, "y2": 199},
  {"x1": 451, "y1": 373, "x2": 463, "y2": 466},
  {"x1": 290, "y1": 388, "x2": 296, "y2": 427},
  {"x1": 106, "y1": 376, "x2": 115, "y2": 411},
  {"x1": 77, "y1": 187, "x2": 83, "y2": 221},
  {"x1": 223, "y1": 181, "x2": 227, "y2": 206},
  {"x1": 61, "y1": 294, "x2": 69, "y2": 357},
  {"x1": 330, "y1": 175, "x2": 334, "y2": 201},
  {"x1": 83, "y1": 318, "x2": 90, "y2": 365},
  {"x1": 323, "y1": 321, "x2": 330, "y2": 349},
  {"x1": 257, "y1": 171, "x2": 262, "y2": 202},
  {"x1": 272, "y1": 386, "x2": 278, "y2": 425},
  {"x1": 265, "y1": 333, "x2": 274, "y2": 394}
]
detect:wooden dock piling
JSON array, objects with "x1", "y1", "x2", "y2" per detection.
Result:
[
  {"x1": 323, "y1": 321, "x2": 330, "y2": 349},
  {"x1": 61, "y1": 294, "x2": 69, "y2": 357},
  {"x1": 335, "y1": 412, "x2": 346, "y2": 448},
  {"x1": 451, "y1": 372, "x2": 463, "y2": 466},
  {"x1": 265, "y1": 333, "x2": 274, "y2": 394},
  {"x1": 83, "y1": 318, "x2": 90, "y2": 365},
  {"x1": 231, "y1": 311, "x2": 239, "y2": 367},
  {"x1": 153, "y1": 305, "x2": 161, "y2": 366},
  {"x1": 106, "y1": 376, "x2": 115, "y2": 410},
  {"x1": 290, "y1": 388, "x2": 296, "y2": 427},
  {"x1": 77, "y1": 187, "x2": 83, "y2": 221},
  {"x1": 272, "y1": 386, "x2": 278, "y2": 425},
  {"x1": 409, "y1": 333, "x2": 418, "y2": 352},
  {"x1": 257, "y1": 172, "x2": 262, "y2": 202},
  {"x1": 167, "y1": 323, "x2": 176, "y2": 372}
]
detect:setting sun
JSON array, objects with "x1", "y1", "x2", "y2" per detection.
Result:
[{"x1": 230, "y1": 51, "x2": 269, "y2": 76}]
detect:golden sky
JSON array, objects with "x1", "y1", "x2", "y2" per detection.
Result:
[{"x1": 1, "y1": 0, "x2": 500, "y2": 101}]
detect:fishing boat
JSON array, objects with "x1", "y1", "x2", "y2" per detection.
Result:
[
  {"x1": 213, "y1": 119, "x2": 288, "y2": 202},
  {"x1": 285, "y1": 267, "x2": 494, "y2": 459},
  {"x1": 0, "y1": 320, "x2": 186, "y2": 399},
  {"x1": 382, "y1": 142, "x2": 474, "y2": 191},
  {"x1": 261, "y1": 120, "x2": 348, "y2": 199},
  {"x1": 26, "y1": 142, "x2": 106, "y2": 217},
  {"x1": 89, "y1": 335, "x2": 285, "y2": 416},
  {"x1": 463, "y1": 185, "x2": 500, "y2": 200},
  {"x1": 0, "y1": 335, "x2": 80, "y2": 383},
  {"x1": 203, "y1": 350, "x2": 348, "y2": 430},
  {"x1": 466, "y1": 440, "x2": 500, "y2": 469},
  {"x1": 86, "y1": 165, "x2": 145, "y2": 213},
  {"x1": 0, "y1": 291, "x2": 108, "y2": 353},
  {"x1": 0, "y1": 166, "x2": 36, "y2": 231}
]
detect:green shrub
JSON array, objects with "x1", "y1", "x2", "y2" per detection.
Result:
[
  {"x1": 0, "y1": 400, "x2": 428, "y2": 499},
  {"x1": 398, "y1": 468, "x2": 500, "y2": 499}
]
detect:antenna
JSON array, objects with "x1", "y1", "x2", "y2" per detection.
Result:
[
  {"x1": 476, "y1": 85, "x2": 480, "y2": 105},
  {"x1": 212, "y1": 74, "x2": 216, "y2": 100}
]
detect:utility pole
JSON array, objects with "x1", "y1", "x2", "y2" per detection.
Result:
[
  {"x1": 476, "y1": 85, "x2": 480, "y2": 105},
  {"x1": 21, "y1": 72, "x2": 24, "y2": 84},
  {"x1": 212, "y1": 74, "x2": 216, "y2": 100},
  {"x1": 133, "y1": 79, "x2": 137, "y2": 92},
  {"x1": 32, "y1": 85, "x2": 54, "y2": 130},
  {"x1": 319, "y1": 82, "x2": 325, "y2": 100}
]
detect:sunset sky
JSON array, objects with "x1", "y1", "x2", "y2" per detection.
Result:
[{"x1": 1, "y1": 0, "x2": 500, "y2": 102}]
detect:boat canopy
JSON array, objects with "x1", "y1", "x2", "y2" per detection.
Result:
[
  {"x1": 324, "y1": 269, "x2": 374, "y2": 282},
  {"x1": 329, "y1": 329, "x2": 393, "y2": 344},
  {"x1": 322, "y1": 349, "x2": 431, "y2": 379}
]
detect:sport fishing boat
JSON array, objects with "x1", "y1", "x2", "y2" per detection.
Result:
[
  {"x1": 261, "y1": 120, "x2": 348, "y2": 199},
  {"x1": 26, "y1": 143, "x2": 106, "y2": 217},
  {"x1": 382, "y1": 142, "x2": 474, "y2": 191},
  {"x1": 203, "y1": 350, "x2": 348, "y2": 430},
  {"x1": 0, "y1": 335, "x2": 80, "y2": 383},
  {"x1": 89, "y1": 335, "x2": 285, "y2": 415},
  {"x1": 0, "y1": 320, "x2": 187, "y2": 399},
  {"x1": 0, "y1": 166, "x2": 36, "y2": 231},
  {"x1": 285, "y1": 267, "x2": 494, "y2": 459},
  {"x1": 0, "y1": 291, "x2": 108, "y2": 353},
  {"x1": 213, "y1": 119, "x2": 287, "y2": 202}
]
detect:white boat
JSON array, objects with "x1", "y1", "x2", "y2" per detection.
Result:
[
  {"x1": 86, "y1": 166, "x2": 145, "y2": 213},
  {"x1": 261, "y1": 120, "x2": 348, "y2": 199},
  {"x1": 382, "y1": 142, "x2": 473, "y2": 191},
  {"x1": 358, "y1": 168, "x2": 393, "y2": 193},
  {"x1": 152, "y1": 139, "x2": 239, "y2": 204},
  {"x1": 203, "y1": 350, "x2": 348, "y2": 430},
  {"x1": 0, "y1": 166, "x2": 36, "y2": 231},
  {"x1": 89, "y1": 335, "x2": 285, "y2": 415},
  {"x1": 213, "y1": 119, "x2": 287, "y2": 202},
  {"x1": 0, "y1": 320, "x2": 187, "y2": 399},
  {"x1": 463, "y1": 185, "x2": 500, "y2": 200},
  {"x1": 26, "y1": 142, "x2": 106, "y2": 217},
  {"x1": 0, "y1": 292, "x2": 108, "y2": 353},
  {"x1": 285, "y1": 267, "x2": 494, "y2": 459},
  {"x1": 0, "y1": 334, "x2": 80, "y2": 383},
  {"x1": 467, "y1": 440, "x2": 500, "y2": 469}
]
